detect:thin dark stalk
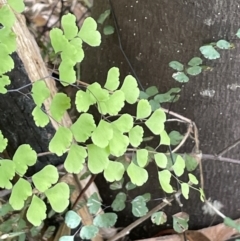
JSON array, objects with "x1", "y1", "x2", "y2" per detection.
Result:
[{"x1": 108, "y1": 0, "x2": 144, "y2": 90}]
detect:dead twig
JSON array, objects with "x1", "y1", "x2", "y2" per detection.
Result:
[
  {"x1": 172, "y1": 124, "x2": 193, "y2": 153},
  {"x1": 161, "y1": 107, "x2": 192, "y2": 124},
  {"x1": 202, "y1": 154, "x2": 240, "y2": 164},
  {"x1": 72, "y1": 174, "x2": 97, "y2": 210},
  {"x1": 217, "y1": 137, "x2": 240, "y2": 157}
]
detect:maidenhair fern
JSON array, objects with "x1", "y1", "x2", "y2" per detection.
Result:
[
  {"x1": 1, "y1": 0, "x2": 240, "y2": 238},
  {"x1": 1, "y1": 2, "x2": 228, "y2": 238},
  {"x1": 169, "y1": 39, "x2": 234, "y2": 83},
  {"x1": 0, "y1": 141, "x2": 70, "y2": 226}
]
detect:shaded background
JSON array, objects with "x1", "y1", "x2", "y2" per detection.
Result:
[
  {"x1": 80, "y1": 0, "x2": 240, "y2": 238},
  {"x1": 2, "y1": 0, "x2": 240, "y2": 240}
]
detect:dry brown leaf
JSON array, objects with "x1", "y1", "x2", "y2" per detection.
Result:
[
  {"x1": 199, "y1": 219, "x2": 240, "y2": 241},
  {"x1": 135, "y1": 235, "x2": 181, "y2": 241},
  {"x1": 135, "y1": 218, "x2": 240, "y2": 241},
  {"x1": 32, "y1": 15, "x2": 47, "y2": 26},
  {"x1": 24, "y1": 0, "x2": 90, "y2": 29},
  {"x1": 185, "y1": 230, "x2": 210, "y2": 241}
]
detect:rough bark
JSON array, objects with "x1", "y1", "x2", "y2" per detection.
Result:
[
  {"x1": 0, "y1": 52, "x2": 60, "y2": 171},
  {"x1": 81, "y1": 0, "x2": 240, "y2": 237}
]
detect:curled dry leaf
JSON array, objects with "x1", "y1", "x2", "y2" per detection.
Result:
[
  {"x1": 135, "y1": 218, "x2": 240, "y2": 241},
  {"x1": 24, "y1": 0, "x2": 91, "y2": 28},
  {"x1": 199, "y1": 219, "x2": 240, "y2": 241},
  {"x1": 134, "y1": 235, "x2": 181, "y2": 241},
  {"x1": 24, "y1": 1, "x2": 58, "y2": 27}
]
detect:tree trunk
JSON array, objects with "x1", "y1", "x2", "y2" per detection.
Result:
[
  {"x1": 0, "y1": 52, "x2": 62, "y2": 172},
  {"x1": 81, "y1": 0, "x2": 240, "y2": 236}
]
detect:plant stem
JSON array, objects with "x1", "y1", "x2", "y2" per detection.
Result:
[
  {"x1": 172, "y1": 124, "x2": 192, "y2": 153},
  {"x1": 72, "y1": 174, "x2": 97, "y2": 210},
  {"x1": 217, "y1": 138, "x2": 240, "y2": 157},
  {"x1": 205, "y1": 200, "x2": 226, "y2": 219}
]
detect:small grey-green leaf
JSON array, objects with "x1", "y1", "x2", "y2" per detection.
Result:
[
  {"x1": 142, "y1": 193, "x2": 151, "y2": 202},
  {"x1": 151, "y1": 211, "x2": 167, "y2": 225},
  {"x1": 199, "y1": 45, "x2": 220, "y2": 60},
  {"x1": 145, "y1": 86, "x2": 158, "y2": 97},
  {"x1": 186, "y1": 66, "x2": 202, "y2": 76},
  {"x1": 131, "y1": 196, "x2": 148, "y2": 217},
  {"x1": 97, "y1": 10, "x2": 111, "y2": 24},
  {"x1": 87, "y1": 193, "x2": 102, "y2": 214},
  {"x1": 59, "y1": 236, "x2": 74, "y2": 241},
  {"x1": 154, "y1": 88, "x2": 181, "y2": 103},
  {"x1": 125, "y1": 181, "x2": 137, "y2": 190},
  {"x1": 188, "y1": 57, "x2": 202, "y2": 66},
  {"x1": 169, "y1": 61, "x2": 184, "y2": 71},
  {"x1": 216, "y1": 39, "x2": 231, "y2": 49},
  {"x1": 80, "y1": 225, "x2": 99, "y2": 239},
  {"x1": 169, "y1": 131, "x2": 183, "y2": 146},
  {"x1": 103, "y1": 25, "x2": 114, "y2": 35},
  {"x1": 111, "y1": 192, "x2": 126, "y2": 211},
  {"x1": 109, "y1": 178, "x2": 124, "y2": 190},
  {"x1": 65, "y1": 211, "x2": 81, "y2": 229},
  {"x1": 0, "y1": 203, "x2": 13, "y2": 217},
  {"x1": 139, "y1": 91, "x2": 149, "y2": 99},
  {"x1": 172, "y1": 72, "x2": 189, "y2": 83},
  {"x1": 93, "y1": 213, "x2": 117, "y2": 228},
  {"x1": 149, "y1": 99, "x2": 160, "y2": 111}
]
